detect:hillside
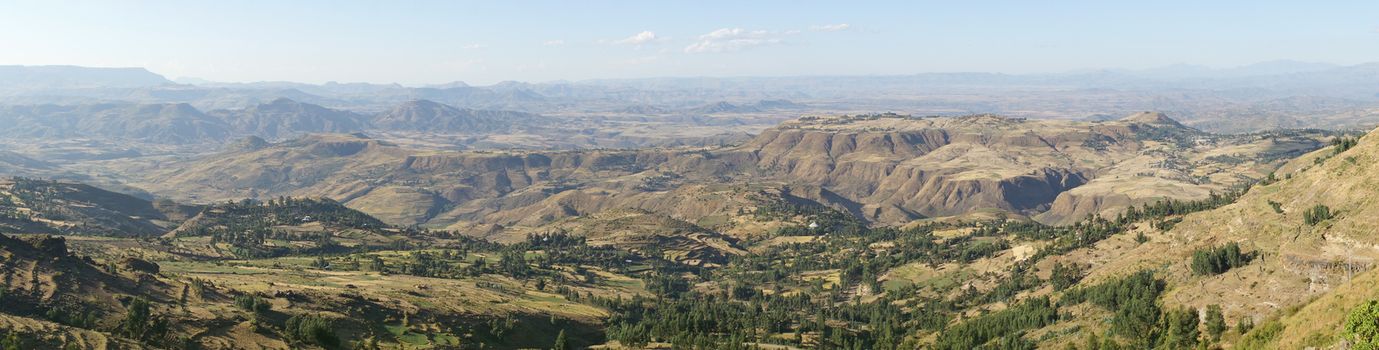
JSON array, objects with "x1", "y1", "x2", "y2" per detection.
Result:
[
  {"x1": 0, "y1": 151, "x2": 53, "y2": 177},
  {"x1": 129, "y1": 112, "x2": 1329, "y2": 238},
  {"x1": 1043, "y1": 128, "x2": 1379, "y2": 349},
  {"x1": 0, "y1": 103, "x2": 231, "y2": 144},
  {"x1": 0, "y1": 224, "x2": 636, "y2": 349},
  {"x1": 0, "y1": 184, "x2": 659, "y2": 348},
  {"x1": 0, "y1": 178, "x2": 185, "y2": 236},
  {"x1": 0, "y1": 233, "x2": 159, "y2": 349}
]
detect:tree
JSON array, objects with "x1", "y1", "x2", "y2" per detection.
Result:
[
  {"x1": 0, "y1": 331, "x2": 23, "y2": 350},
  {"x1": 1158, "y1": 307, "x2": 1199, "y2": 349},
  {"x1": 1203, "y1": 305, "x2": 1226, "y2": 341},
  {"x1": 1050, "y1": 262, "x2": 1084, "y2": 291},
  {"x1": 1190, "y1": 243, "x2": 1250, "y2": 276},
  {"x1": 1345, "y1": 300, "x2": 1379, "y2": 350},
  {"x1": 121, "y1": 297, "x2": 169, "y2": 344},
  {"x1": 369, "y1": 256, "x2": 385, "y2": 272},
  {"x1": 553, "y1": 329, "x2": 569, "y2": 350},
  {"x1": 286, "y1": 314, "x2": 340, "y2": 349},
  {"x1": 1303, "y1": 204, "x2": 1333, "y2": 226},
  {"x1": 1235, "y1": 317, "x2": 1253, "y2": 334}
]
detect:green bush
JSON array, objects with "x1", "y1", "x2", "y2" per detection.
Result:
[{"x1": 1345, "y1": 300, "x2": 1379, "y2": 350}]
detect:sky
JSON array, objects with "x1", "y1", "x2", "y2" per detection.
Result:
[{"x1": 1, "y1": 0, "x2": 1376, "y2": 85}]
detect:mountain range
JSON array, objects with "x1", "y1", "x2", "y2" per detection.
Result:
[
  {"x1": 3, "y1": 63, "x2": 1379, "y2": 349},
  {"x1": 3, "y1": 63, "x2": 1379, "y2": 134}
]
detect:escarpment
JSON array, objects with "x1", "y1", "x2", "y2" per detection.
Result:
[{"x1": 134, "y1": 113, "x2": 1325, "y2": 237}]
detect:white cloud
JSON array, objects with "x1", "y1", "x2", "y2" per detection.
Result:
[
  {"x1": 462, "y1": 44, "x2": 487, "y2": 49},
  {"x1": 811, "y1": 23, "x2": 851, "y2": 32},
  {"x1": 613, "y1": 31, "x2": 659, "y2": 45},
  {"x1": 684, "y1": 28, "x2": 784, "y2": 53},
  {"x1": 543, "y1": 40, "x2": 566, "y2": 46}
]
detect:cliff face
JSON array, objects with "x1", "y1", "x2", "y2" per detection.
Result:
[
  {"x1": 730, "y1": 118, "x2": 1128, "y2": 221},
  {"x1": 135, "y1": 113, "x2": 1325, "y2": 236}
]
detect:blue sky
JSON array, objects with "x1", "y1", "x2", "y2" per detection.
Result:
[{"x1": 1, "y1": 0, "x2": 1376, "y2": 85}]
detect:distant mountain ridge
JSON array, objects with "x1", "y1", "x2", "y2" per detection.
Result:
[
  {"x1": 0, "y1": 98, "x2": 559, "y2": 144},
  {"x1": 0, "y1": 65, "x2": 170, "y2": 91},
  {"x1": 4, "y1": 62, "x2": 1379, "y2": 134},
  {"x1": 374, "y1": 99, "x2": 547, "y2": 132}
]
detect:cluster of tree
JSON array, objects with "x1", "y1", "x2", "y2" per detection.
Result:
[
  {"x1": 1056, "y1": 270, "x2": 1242, "y2": 349},
  {"x1": 42, "y1": 303, "x2": 101, "y2": 329},
  {"x1": 120, "y1": 297, "x2": 171, "y2": 346},
  {"x1": 1333, "y1": 137, "x2": 1360, "y2": 155},
  {"x1": 234, "y1": 294, "x2": 272, "y2": 314},
  {"x1": 1190, "y1": 242, "x2": 1251, "y2": 276},
  {"x1": 1049, "y1": 261, "x2": 1085, "y2": 291},
  {"x1": 1062, "y1": 270, "x2": 1165, "y2": 347},
  {"x1": 750, "y1": 195, "x2": 857, "y2": 235},
  {"x1": 604, "y1": 289, "x2": 908, "y2": 350},
  {"x1": 184, "y1": 197, "x2": 382, "y2": 248},
  {"x1": 931, "y1": 297, "x2": 1057, "y2": 349},
  {"x1": 284, "y1": 314, "x2": 340, "y2": 349},
  {"x1": 1303, "y1": 204, "x2": 1334, "y2": 226}
]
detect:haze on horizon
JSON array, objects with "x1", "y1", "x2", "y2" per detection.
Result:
[{"x1": 2, "y1": 0, "x2": 1377, "y2": 85}]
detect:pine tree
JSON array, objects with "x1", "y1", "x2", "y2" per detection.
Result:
[
  {"x1": 1204, "y1": 305, "x2": 1226, "y2": 341},
  {"x1": 1158, "y1": 307, "x2": 1200, "y2": 350},
  {"x1": 553, "y1": 329, "x2": 569, "y2": 350}
]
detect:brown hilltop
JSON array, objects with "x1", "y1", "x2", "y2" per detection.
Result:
[{"x1": 1120, "y1": 110, "x2": 1187, "y2": 127}]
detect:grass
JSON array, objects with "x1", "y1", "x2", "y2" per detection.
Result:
[{"x1": 385, "y1": 324, "x2": 431, "y2": 346}]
